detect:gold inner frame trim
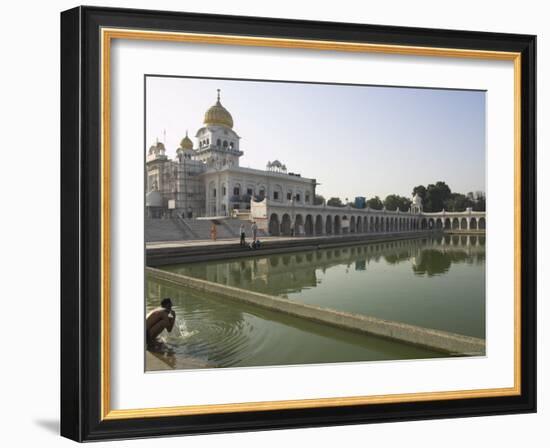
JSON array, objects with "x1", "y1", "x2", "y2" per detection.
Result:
[{"x1": 100, "y1": 27, "x2": 522, "y2": 421}]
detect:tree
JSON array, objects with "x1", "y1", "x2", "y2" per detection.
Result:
[
  {"x1": 383, "y1": 194, "x2": 412, "y2": 211},
  {"x1": 314, "y1": 194, "x2": 325, "y2": 205},
  {"x1": 412, "y1": 185, "x2": 427, "y2": 203},
  {"x1": 473, "y1": 191, "x2": 486, "y2": 211},
  {"x1": 444, "y1": 193, "x2": 473, "y2": 212},
  {"x1": 327, "y1": 197, "x2": 344, "y2": 207},
  {"x1": 365, "y1": 196, "x2": 383, "y2": 210},
  {"x1": 424, "y1": 181, "x2": 451, "y2": 212}
]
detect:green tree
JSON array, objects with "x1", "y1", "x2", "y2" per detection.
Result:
[
  {"x1": 327, "y1": 197, "x2": 344, "y2": 207},
  {"x1": 366, "y1": 196, "x2": 383, "y2": 210},
  {"x1": 444, "y1": 193, "x2": 474, "y2": 212},
  {"x1": 473, "y1": 191, "x2": 486, "y2": 211},
  {"x1": 412, "y1": 185, "x2": 427, "y2": 203},
  {"x1": 383, "y1": 194, "x2": 412, "y2": 211},
  {"x1": 314, "y1": 194, "x2": 325, "y2": 205},
  {"x1": 424, "y1": 181, "x2": 451, "y2": 212}
]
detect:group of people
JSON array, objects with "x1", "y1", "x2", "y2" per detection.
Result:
[{"x1": 240, "y1": 221, "x2": 261, "y2": 249}]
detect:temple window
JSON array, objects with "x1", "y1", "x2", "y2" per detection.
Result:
[{"x1": 273, "y1": 191, "x2": 279, "y2": 200}]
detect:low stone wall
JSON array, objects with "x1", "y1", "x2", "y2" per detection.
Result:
[
  {"x1": 146, "y1": 267, "x2": 485, "y2": 356},
  {"x1": 146, "y1": 231, "x2": 433, "y2": 266}
]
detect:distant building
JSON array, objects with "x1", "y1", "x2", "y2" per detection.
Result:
[
  {"x1": 146, "y1": 89, "x2": 317, "y2": 218},
  {"x1": 146, "y1": 89, "x2": 486, "y2": 238}
]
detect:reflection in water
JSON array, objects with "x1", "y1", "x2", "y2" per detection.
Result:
[
  {"x1": 164, "y1": 236, "x2": 485, "y2": 339},
  {"x1": 146, "y1": 277, "x2": 443, "y2": 370}
]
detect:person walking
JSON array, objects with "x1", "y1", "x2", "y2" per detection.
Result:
[
  {"x1": 239, "y1": 223, "x2": 246, "y2": 247},
  {"x1": 251, "y1": 221, "x2": 258, "y2": 242},
  {"x1": 210, "y1": 223, "x2": 217, "y2": 241}
]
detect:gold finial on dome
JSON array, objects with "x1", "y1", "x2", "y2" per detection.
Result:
[
  {"x1": 180, "y1": 130, "x2": 193, "y2": 150},
  {"x1": 203, "y1": 89, "x2": 234, "y2": 128}
]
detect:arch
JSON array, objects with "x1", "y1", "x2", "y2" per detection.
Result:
[
  {"x1": 281, "y1": 214, "x2": 292, "y2": 236},
  {"x1": 428, "y1": 218, "x2": 435, "y2": 229},
  {"x1": 272, "y1": 184, "x2": 283, "y2": 202},
  {"x1": 325, "y1": 215, "x2": 333, "y2": 234},
  {"x1": 478, "y1": 217, "x2": 486, "y2": 229},
  {"x1": 268, "y1": 213, "x2": 280, "y2": 236},
  {"x1": 444, "y1": 218, "x2": 451, "y2": 230},
  {"x1": 375, "y1": 216, "x2": 380, "y2": 232},
  {"x1": 350, "y1": 216, "x2": 356, "y2": 233},
  {"x1": 470, "y1": 217, "x2": 478, "y2": 230},
  {"x1": 258, "y1": 185, "x2": 266, "y2": 200},
  {"x1": 452, "y1": 218, "x2": 460, "y2": 230},
  {"x1": 223, "y1": 140, "x2": 228, "y2": 148},
  {"x1": 305, "y1": 214, "x2": 314, "y2": 236},
  {"x1": 294, "y1": 214, "x2": 304, "y2": 236},
  {"x1": 460, "y1": 217, "x2": 468, "y2": 230},
  {"x1": 315, "y1": 215, "x2": 323, "y2": 235},
  {"x1": 436, "y1": 218, "x2": 443, "y2": 230},
  {"x1": 356, "y1": 216, "x2": 363, "y2": 233},
  {"x1": 334, "y1": 215, "x2": 342, "y2": 234},
  {"x1": 232, "y1": 182, "x2": 241, "y2": 197}
]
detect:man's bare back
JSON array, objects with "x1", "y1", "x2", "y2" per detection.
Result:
[{"x1": 146, "y1": 298, "x2": 175, "y2": 346}]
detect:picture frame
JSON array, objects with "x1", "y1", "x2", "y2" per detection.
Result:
[{"x1": 60, "y1": 5, "x2": 536, "y2": 441}]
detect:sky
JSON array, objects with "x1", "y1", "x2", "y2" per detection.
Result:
[{"x1": 146, "y1": 76, "x2": 486, "y2": 200}]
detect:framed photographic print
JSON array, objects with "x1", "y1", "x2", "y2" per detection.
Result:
[{"x1": 60, "y1": 6, "x2": 536, "y2": 441}]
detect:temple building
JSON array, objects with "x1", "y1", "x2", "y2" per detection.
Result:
[
  {"x1": 145, "y1": 89, "x2": 486, "y2": 240},
  {"x1": 146, "y1": 89, "x2": 317, "y2": 218}
]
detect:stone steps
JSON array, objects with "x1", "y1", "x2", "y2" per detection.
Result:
[{"x1": 145, "y1": 217, "x2": 269, "y2": 242}]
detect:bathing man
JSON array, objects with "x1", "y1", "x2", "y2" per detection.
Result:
[{"x1": 146, "y1": 298, "x2": 176, "y2": 347}]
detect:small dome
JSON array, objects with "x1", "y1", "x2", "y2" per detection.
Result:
[
  {"x1": 149, "y1": 141, "x2": 165, "y2": 154},
  {"x1": 203, "y1": 89, "x2": 233, "y2": 128},
  {"x1": 412, "y1": 193, "x2": 422, "y2": 205},
  {"x1": 180, "y1": 131, "x2": 193, "y2": 150}
]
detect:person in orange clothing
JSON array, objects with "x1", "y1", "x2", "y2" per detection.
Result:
[{"x1": 210, "y1": 223, "x2": 217, "y2": 241}]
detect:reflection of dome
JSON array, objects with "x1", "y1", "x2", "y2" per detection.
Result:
[
  {"x1": 146, "y1": 190, "x2": 162, "y2": 207},
  {"x1": 180, "y1": 131, "x2": 193, "y2": 150},
  {"x1": 203, "y1": 89, "x2": 233, "y2": 128}
]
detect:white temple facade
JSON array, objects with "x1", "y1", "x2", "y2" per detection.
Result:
[
  {"x1": 146, "y1": 90, "x2": 316, "y2": 218},
  {"x1": 145, "y1": 89, "x2": 486, "y2": 237}
]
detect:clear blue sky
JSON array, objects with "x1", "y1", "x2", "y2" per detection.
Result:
[{"x1": 146, "y1": 76, "x2": 486, "y2": 200}]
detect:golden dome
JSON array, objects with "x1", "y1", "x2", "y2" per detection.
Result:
[
  {"x1": 180, "y1": 131, "x2": 193, "y2": 150},
  {"x1": 203, "y1": 89, "x2": 233, "y2": 128}
]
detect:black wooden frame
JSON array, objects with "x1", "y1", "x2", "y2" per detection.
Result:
[{"x1": 60, "y1": 6, "x2": 537, "y2": 442}]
